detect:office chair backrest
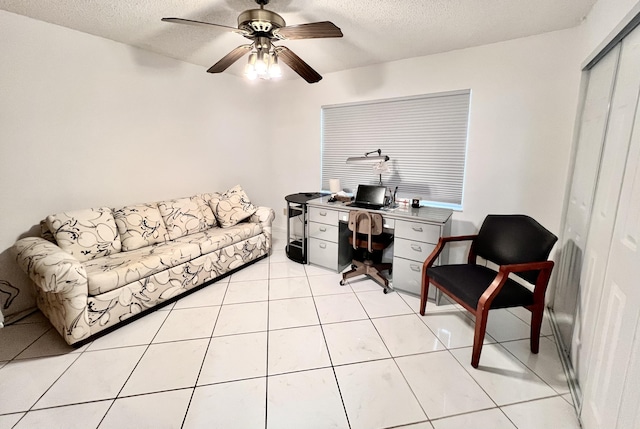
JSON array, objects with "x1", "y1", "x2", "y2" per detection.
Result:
[
  {"x1": 474, "y1": 214, "x2": 558, "y2": 284},
  {"x1": 348, "y1": 210, "x2": 384, "y2": 252}
]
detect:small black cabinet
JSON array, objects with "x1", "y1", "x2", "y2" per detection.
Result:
[{"x1": 285, "y1": 193, "x2": 324, "y2": 264}]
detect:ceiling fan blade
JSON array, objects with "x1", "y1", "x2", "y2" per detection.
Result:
[
  {"x1": 161, "y1": 17, "x2": 248, "y2": 36},
  {"x1": 276, "y1": 46, "x2": 322, "y2": 83},
  {"x1": 273, "y1": 21, "x2": 343, "y2": 40},
  {"x1": 207, "y1": 45, "x2": 253, "y2": 73}
]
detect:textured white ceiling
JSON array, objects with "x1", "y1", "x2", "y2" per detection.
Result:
[{"x1": 0, "y1": 0, "x2": 596, "y2": 81}]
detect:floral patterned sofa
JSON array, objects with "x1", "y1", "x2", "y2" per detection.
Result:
[{"x1": 13, "y1": 186, "x2": 275, "y2": 346}]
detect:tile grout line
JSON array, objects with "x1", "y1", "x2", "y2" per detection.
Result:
[
  {"x1": 365, "y1": 291, "x2": 433, "y2": 426},
  {"x1": 94, "y1": 301, "x2": 180, "y2": 429},
  {"x1": 179, "y1": 278, "x2": 229, "y2": 429},
  {"x1": 497, "y1": 338, "x2": 572, "y2": 396},
  {"x1": 8, "y1": 350, "x2": 84, "y2": 429},
  {"x1": 264, "y1": 260, "x2": 271, "y2": 429},
  {"x1": 7, "y1": 324, "x2": 52, "y2": 362},
  {"x1": 307, "y1": 265, "x2": 353, "y2": 429}
]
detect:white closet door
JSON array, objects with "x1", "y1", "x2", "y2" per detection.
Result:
[
  {"x1": 580, "y1": 24, "x2": 640, "y2": 429},
  {"x1": 576, "y1": 26, "x2": 640, "y2": 389},
  {"x1": 553, "y1": 43, "x2": 620, "y2": 365},
  {"x1": 581, "y1": 82, "x2": 640, "y2": 429}
]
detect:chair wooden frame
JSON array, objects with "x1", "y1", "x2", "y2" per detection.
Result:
[{"x1": 420, "y1": 234, "x2": 555, "y2": 368}]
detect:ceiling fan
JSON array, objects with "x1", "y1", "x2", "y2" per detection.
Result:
[{"x1": 162, "y1": 0, "x2": 343, "y2": 83}]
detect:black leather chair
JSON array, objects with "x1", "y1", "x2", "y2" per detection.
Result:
[
  {"x1": 340, "y1": 210, "x2": 393, "y2": 293},
  {"x1": 420, "y1": 214, "x2": 557, "y2": 367}
]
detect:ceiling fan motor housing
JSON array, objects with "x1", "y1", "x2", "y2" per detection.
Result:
[{"x1": 238, "y1": 9, "x2": 285, "y2": 37}]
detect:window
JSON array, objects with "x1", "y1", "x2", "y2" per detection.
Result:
[{"x1": 321, "y1": 90, "x2": 470, "y2": 209}]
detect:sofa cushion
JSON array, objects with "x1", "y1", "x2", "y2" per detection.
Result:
[
  {"x1": 113, "y1": 203, "x2": 169, "y2": 251},
  {"x1": 173, "y1": 222, "x2": 263, "y2": 255},
  {"x1": 210, "y1": 185, "x2": 258, "y2": 228},
  {"x1": 157, "y1": 197, "x2": 207, "y2": 240},
  {"x1": 191, "y1": 193, "x2": 218, "y2": 228},
  {"x1": 46, "y1": 207, "x2": 121, "y2": 262},
  {"x1": 84, "y1": 240, "x2": 201, "y2": 295}
]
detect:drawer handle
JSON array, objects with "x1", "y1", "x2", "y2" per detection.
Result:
[
  {"x1": 319, "y1": 243, "x2": 327, "y2": 249},
  {"x1": 410, "y1": 244, "x2": 422, "y2": 252},
  {"x1": 319, "y1": 227, "x2": 327, "y2": 232},
  {"x1": 410, "y1": 264, "x2": 421, "y2": 272},
  {"x1": 319, "y1": 212, "x2": 327, "y2": 216},
  {"x1": 412, "y1": 226, "x2": 423, "y2": 232}
]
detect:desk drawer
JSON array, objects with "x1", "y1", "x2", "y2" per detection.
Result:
[
  {"x1": 309, "y1": 238, "x2": 338, "y2": 271},
  {"x1": 309, "y1": 207, "x2": 339, "y2": 225},
  {"x1": 392, "y1": 256, "x2": 435, "y2": 299},
  {"x1": 394, "y1": 237, "x2": 436, "y2": 262},
  {"x1": 309, "y1": 222, "x2": 338, "y2": 242},
  {"x1": 395, "y1": 220, "x2": 441, "y2": 244}
]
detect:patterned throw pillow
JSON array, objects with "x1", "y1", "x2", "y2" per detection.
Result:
[
  {"x1": 211, "y1": 185, "x2": 258, "y2": 228},
  {"x1": 157, "y1": 197, "x2": 206, "y2": 240},
  {"x1": 46, "y1": 207, "x2": 121, "y2": 262},
  {"x1": 191, "y1": 193, "x2": 217, "y2": 228},
  {"x1": 208, "y1": 192, "x2": 223, "y2": 216},
  {"x1": 113, "y1": 203, "x2": 169, "y2": 251}
]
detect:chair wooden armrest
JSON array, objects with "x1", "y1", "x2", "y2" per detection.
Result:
[
  {"x1": 498, "y1": 260, "x2": 555, "y2": 273},
  {"x1": 479, "y1": 260, "x2": 555, "y2": 310},
  {"x1": 422, "y1": 234, "x2": 479, "y2": 271}
]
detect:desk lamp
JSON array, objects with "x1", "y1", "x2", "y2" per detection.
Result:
[{"x1": 346, "y1": 149, "x2": 390, "y2": 186}]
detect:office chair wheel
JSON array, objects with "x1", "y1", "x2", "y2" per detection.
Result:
[{"x1": 339, "y1": 279, "x2": 346, "y2": 286}]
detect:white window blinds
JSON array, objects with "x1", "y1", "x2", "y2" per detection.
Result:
[{"x1": 321, "y1": 90, "x2": 470, "y2": 209}]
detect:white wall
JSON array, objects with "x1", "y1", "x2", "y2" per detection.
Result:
[
  {"x1": 265, "y1": 28, "x2": 584, "y2": 264},
  {"x1": 0, "y1": 10, "x2": 269, "y2": 320}
]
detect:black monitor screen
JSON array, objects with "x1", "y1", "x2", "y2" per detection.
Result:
[{"x1": 355, "y1": 185, "x2": 386, "y2": 205}]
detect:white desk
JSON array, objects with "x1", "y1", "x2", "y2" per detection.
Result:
[{"x1": 306, "y1": 196, "x2": 452, "y2": 297}]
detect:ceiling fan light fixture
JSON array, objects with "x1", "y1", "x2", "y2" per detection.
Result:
[
  {"x1": 244, "y1": 52, "x2": 258, "y2": 80},
  {"x1": 268, "y1": 53, "x2": 282, "y2": 78},
  {"x1": 255, "y1": 51, "x2": 268, "y2": 74}
]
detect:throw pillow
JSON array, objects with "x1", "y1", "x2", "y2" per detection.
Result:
[
  {"x1": 113, "y1": 203, "x2": 169, "y2": 251},
  {"x1": 211, "y1": 185, "x2": 258, "y2": 228},
  {"x1": 157, "y1": 197, "x2": 206, "y2": 240},
  {"x1": 46, "y1": 207, "x2": 121, "y2": 262},
  {"x1": 208, "y1": 192, "x2": 222, "y2": 217},
  {"x1": 191, "y1": 193, "x2": 217, "y2": 228}
]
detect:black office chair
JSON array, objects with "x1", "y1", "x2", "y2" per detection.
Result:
[
  {"x1": 420, "y1": 214, "x2": 557, "y2": 368},
  {"x1": 340, "y1": 210, "x2": 393, "y2": 293}
]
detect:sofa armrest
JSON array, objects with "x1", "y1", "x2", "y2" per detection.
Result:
[
  {"x1": 249, "y1": 206, "x2": 276, "y2": 253},
  {"x1": 13, "y1": 237, "x2": 88, "y2": 294},
  {"x1": 13, "y1": 237, "x2": 91, "y2": 344},
  {"x1": 250, "y1": 206, "x2": 275, "y2": 226}
]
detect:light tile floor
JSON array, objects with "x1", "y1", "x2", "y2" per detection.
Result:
[{"x1": 0, "y1": 232, "x2": 581, "y2": 429}]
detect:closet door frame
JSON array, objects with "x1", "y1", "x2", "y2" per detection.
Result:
[{"x1": 552, "y1": 3, "x2": 640, "y2": 423}]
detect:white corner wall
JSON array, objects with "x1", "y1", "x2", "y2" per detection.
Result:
[
  {"x1": 0, "y1": 10, "x2": 268, "y2": 321},
  {"x1": 265, "y1": 28, "x2": 584, "y2": 263},
  {"x1": 580, "y1": 0, "x2": 640, "y2": 59}
]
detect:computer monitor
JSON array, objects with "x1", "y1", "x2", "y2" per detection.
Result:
[{"x1": 353, "y1": 185, "x2": 386, "y2": 207}]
